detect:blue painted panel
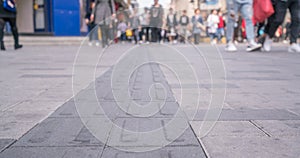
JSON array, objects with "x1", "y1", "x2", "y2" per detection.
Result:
[{"x1": 52, "y1": 0, "x2": 80, "y2": 36}]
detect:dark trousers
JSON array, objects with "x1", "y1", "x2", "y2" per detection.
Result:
[
  {"x1": 100, "y1": 25, "x2": 110, "y2": 47},
  {"x1": 151, "y1": 27, "x2": 161, "y2": 43},
  {"x1": 264, "y1": 0, "x2": 300, "y2": 43},
  {"x1": 140, "y1": 26, "x2": 150, "y2": 42},
  {"x1": 0, "y1": 17, "x2": 20, "y2": 46}
]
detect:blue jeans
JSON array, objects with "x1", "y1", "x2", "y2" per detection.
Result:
[
  {"x1": 226, "y1": 0, "x2": 254, "y2": 42},
  {"x1": 217, "y1": 28, "x2": 224, "y2": 41},
  {"x1": 88, "y1": 24, "x2": 99, "y2": 42}
]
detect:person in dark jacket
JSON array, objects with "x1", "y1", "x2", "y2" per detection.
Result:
[
  {"x1": 149, "y1": 0, "x2": 164, "y2": 43},
  {"x1": 179, "y1": 10, "x2": 189, "y2": 43},
  {"x1": 166, "y1": 8, "x2": 178, "y2": 44},
  {"x1": 0, "y1": 0, "x2": 22, "y2": 51},
  {"x1": 91, "y1": 0, "x2": 116, "y2": 48},
  {"x1": 85, "y1": 1, "x2": 99, "y2": 46}
]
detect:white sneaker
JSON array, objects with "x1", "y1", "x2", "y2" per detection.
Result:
[
  {"x1": 263, "y1": 35, "x2": 272, "y2": 52},
  {"x1": 95, "y1": 42, "x2": 100, "y2": 47},
  {"x1": 225, "y1": 42, "x2": 237, "y2": 52},
  {"x1": 173, "y1": 40, "x2": 178, "y2": 44},
  {"x1": 88, "y1": 42, "x2": 93, "y2": 46},
  {"x1": 246, "y1": 40, "x2": 262, "y2": 52},
  {"x1": 288, "y1": 43, "x2": 300, "y2": 53}
]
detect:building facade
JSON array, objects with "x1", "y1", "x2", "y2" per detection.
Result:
[{"x1": 17, "y1": 0, "x2": 85, "y2": 36}]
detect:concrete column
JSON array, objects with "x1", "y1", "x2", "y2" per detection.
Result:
[{"x1": 17, "y1": 0, "x2": 34, "y2": 33}]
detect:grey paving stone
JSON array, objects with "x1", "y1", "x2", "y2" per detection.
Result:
[
  {"x1": 19, "y1": 74, "x2": 72, "y2": 78},
  {"x1": 0, "y1": 146, "x2": 102, "y2": 158},
  {"x1": 12, "y1": 118, "x2": 103, "y2": 147},
  {"x1": 192, "y1": 108, "x2": 300, "y2": 121},
  {"x1": 101, "y1": 146, "x2": 205, "y2": 158},
  {"x1": 108, "y1": 117, "x2": 199, "y2": 147},
  {"x1": 0, "y1": 139, "x2": 15, "y2": 152}
]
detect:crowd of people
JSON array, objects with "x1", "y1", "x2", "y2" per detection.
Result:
[
  {"x1": 85, "y1": 0, "x2": 228, "y2": 47},
  {"x1": 0, "y1": 0, "x2": 299, "y2": 53}
]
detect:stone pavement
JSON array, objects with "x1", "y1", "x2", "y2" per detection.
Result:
[{"x1": 0, "y1": 41, "x2": 300, "y2": 158}]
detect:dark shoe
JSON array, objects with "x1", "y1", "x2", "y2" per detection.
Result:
[
  {"x1": 1, "y1": 41, "x2": 5, "y2": 51},
  {"x1": 14, "y1": 44, "x2": 23, "y2": 50}
]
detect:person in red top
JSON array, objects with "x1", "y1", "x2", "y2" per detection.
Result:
[{"x1": 217, "y1": 10, "x2": 225, "y2": 43}]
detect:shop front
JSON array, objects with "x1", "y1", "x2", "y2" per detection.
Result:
[{"x1": 17, "y1": 0, "x2": 83, "y2": 36}]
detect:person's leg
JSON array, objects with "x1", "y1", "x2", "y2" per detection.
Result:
[
  {"x1": 133, "y1": 29, "x2": 138, "y2": 44},
  {"x1": 287, "y1": 0, "x2": 300, "y2": 52},
  {"x1": 194, "y1": 34, "x2": 200, "y2": 44},
  {"x1": 151, "y1": 28, "x2": 156, "y2": 42},
  {"x1": 0, "y1": 18, "x2": 5, "y2": 50},
  {"x1": 226, "y1": 0, "x2": 238, "y2": 43},
  {"x1": 240, "y1": 1, "x2": 262, "y2": 51},
  {"x1": 100, "y1": 25, "x2": 107, "y2": 47},
  {"x1": 240, "y1": 2, "x2": 255, "y2": 42},
  {"x1": 7, "y1": 18, "x2": 22, "y2": 49},
  {"x1": 288, "y1": 0, "x2": 300, "y2": 44},
  {"x1": 264, "y1": 0, "x2": 287, "y2": 38}
]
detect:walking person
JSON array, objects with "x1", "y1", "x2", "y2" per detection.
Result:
[
  {"x1": 139, "y1": 7, "x2": 150, "y2": 43},
  {"x1": 85, "y1": 1, "x2": 99, "y2": 46},
  {"x1": 225, "y1": 0, "x2": 262, "y2": 52},
  {"x1": 191, "y1": 8, "x2": 204, "y2": 45},
  {"x1": 262, "y1": 0, "x2": 300, "y2": 52},
  {"x1": 129, "y1": 9, "x2": 140, "y2": 44},
  {"x1": 179, "y1": 10, "x2": 190, "y2": 43},
  {"x1": 207, "y1": 9, "x2": 219, "y2": 44},
  {"x1": 217, "y1": 10, "x2": 225, "y2": 43},
  {"x1": 0, "y1": 0, "x2": 22, "y2": 51},
  {"x1": 149, "y1": 0, "x2": 164, "y2": 43},
  {"x1": 166, "y1": 8, "x2": 178, "y2": 44},
  {"x1": 91, "y1": 0, "x2": 116, "y2": 48}
]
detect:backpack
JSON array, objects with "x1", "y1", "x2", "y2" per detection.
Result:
[{"x1": 3, "y1": 0, "x2": 16, "y2": 12}]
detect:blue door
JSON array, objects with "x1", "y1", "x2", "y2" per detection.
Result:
[{"x1": 52, "y1": 0, "x2": 80, "y2": 36}]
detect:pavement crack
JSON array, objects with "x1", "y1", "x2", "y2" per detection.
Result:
[{"x1": 249, "y1": 120, "x2": 271, "y2": 137}]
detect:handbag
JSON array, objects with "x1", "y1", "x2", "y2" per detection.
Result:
[
  {"x1": 3, "y1": 0, "x2": 16, "y2": 12},
  {"x1": 253, "y1": 0, "x2": 274, "y2": 23}
]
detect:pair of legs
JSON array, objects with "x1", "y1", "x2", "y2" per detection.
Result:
[
  {"x1": 194, "y1": 33, "x2": 200, "y2": 44},
  {"x1": 0, "y1": 17, "x2": 22, "y2": 50},
  {"x1": 99, "y1": 25, "x2": 110, "y2": 48},
  {"x1": 139, "y1": 26, "x2": 150, "y2": 42},
  {"x1": 209, "y1": 32, "x2": 218, "y2": 43},
  {"x1": 264, "y1": 0, "x2": 300, "y2": 45},
  {"x1": 226, "y1": 0, "x2": 261, "y2": 51},
  {"x1": 88, "y1": 24, "x2": 99, "y2": 44},
  {"x1": 217, "y1": 28, "x2": 224, "y2": 42},
  {"x1": 226, "y1": 0, "x2": 255, "y2": 44},
  {"x1": 151, "y1": 27, "x2": 161, "y2": 43}
]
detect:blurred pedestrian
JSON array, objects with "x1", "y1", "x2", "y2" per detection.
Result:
[
  {"x1": 207, "y1": 9, "x2": 219, "y2": 44},
  {"x1": 166, "y1": 8, "x2": 178, "y2": 44},
  {"x1": 179, "y1": 10, "x2": 190, "y2": 43},
  {"x1": 129, "y1": 9, "x2": 140, "y2": 44},
  {"x1": 139, "y1": 7, "x2": 150, "y2": 43},
  {"x1": 226, "y1": 0, "x2": 262, "y2": 52},
  {"x1": 217, "y1": 10, "x2": 225, "y2": 43},
  {"x1": 91, "y1": 0, "x2": 115, "y2": 48},
  {"x1": 117, "y1": 20, "x2": 127, "y2": 43},
  {"x1": 191, "y1": 8, "x2": 204, "y2": 45},
  {"x1": 262, "y1": 0, "x2": 300, "y2": 52},
  {"x1": 149, "y1": 0, "x2": 164, "y2": 43},
  {"x1": 85, "y1": 1, "x2": 99, "y2": 46},
  {"x1": 0, "y1": 0, "x2": 22, "y2": 51}
]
